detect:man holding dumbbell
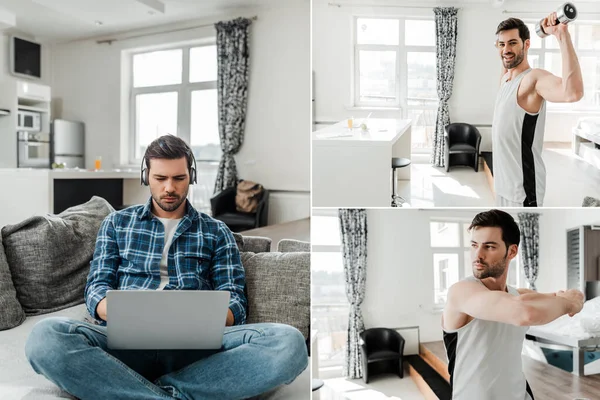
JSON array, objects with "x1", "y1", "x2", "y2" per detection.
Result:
[{"x1": 492, "y1": 9, "x2": 583, "y2": 207}]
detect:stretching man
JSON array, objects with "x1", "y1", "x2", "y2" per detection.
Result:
[
  {"x1": 443, "y1": 210, "x2": 584, "y2": 399},
  {"x1": 25, "y1": 135, "x2": 308, "y2": 400},
  {"x1": 492, "y1": 15, "x2": 583, "y2": 207}
]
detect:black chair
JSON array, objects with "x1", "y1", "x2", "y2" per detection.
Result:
[
  {"x1": 360, "y1": 328, "x2": 405, "y2": 384},
  {"x1": 444, "y1": 123, "x2": 482, "y2": 172},
  {"x1": 210, "y1": 186, "x2": 269, "y2": 232}
]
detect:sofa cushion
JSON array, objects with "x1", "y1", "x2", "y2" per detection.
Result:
[
  {"x1": 241, "y1": 251, "x2": 309, "y2": 339},
  {"x1": 277, "y1": 239, "x2": 310, "y2": 253},
  {"x1": 1, "y1": 196, "x2": 115, "y2": 315},
  {"x1": 241, "y1": 236, "x2": 272, "y2": 253},
  {"x1": 0, "y1": 231, "x2": 25, "y2": 331}
]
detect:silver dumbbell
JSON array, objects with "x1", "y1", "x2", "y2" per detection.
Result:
[{"x1": 535, "y1": 2, "x2": 577, "y2": 38}]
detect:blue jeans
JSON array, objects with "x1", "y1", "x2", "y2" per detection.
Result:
[{"x1": 25, "y1": 317, "x2": 308, "y2": 400}]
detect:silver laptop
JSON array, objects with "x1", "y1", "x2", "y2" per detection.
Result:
[{"x1": 107, "y1": 290, "x2": 230, "y2": 350}]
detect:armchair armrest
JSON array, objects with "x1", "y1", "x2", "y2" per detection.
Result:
[
  {"x1": 467, "y1": 127, "x2": 482, "y2": 148},
  {"x1": 210, "y1": 187, "x2": 236, "y2": 217}
]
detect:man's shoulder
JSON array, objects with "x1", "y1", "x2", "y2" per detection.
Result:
[{"x1": 107, "y1": 204, "x2": 145, "y2": 225}]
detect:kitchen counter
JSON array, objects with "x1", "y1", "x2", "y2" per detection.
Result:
[
  {"x1": 312, "y1": 118, "x2": 412, "y2": 207},
  {"x1": 0, "y1": 168, "x2": 148, "y2": 227},
  {"x1": 0, "y1": 168, "x2": 138, "y2": 179}
]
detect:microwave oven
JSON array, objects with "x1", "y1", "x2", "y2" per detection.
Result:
[{"x1": 17, "y1": 110, "x2": 41, "y2": 131}]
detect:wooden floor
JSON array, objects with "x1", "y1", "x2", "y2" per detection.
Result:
[
  {"x1": 422, "y1": 341, "x2": 600, "y2": 400},
  {"x1": 241, "y1": 218, "x2": 310, "y2": 251}
]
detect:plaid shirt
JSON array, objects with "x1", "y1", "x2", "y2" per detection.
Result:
[{"x1": 84, "y1": 197, "x2": 247, "y2": 325}]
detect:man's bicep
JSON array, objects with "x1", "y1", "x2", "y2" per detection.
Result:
[{"x1": 534, "y1": 70, "x2": 568, "y2": 102}]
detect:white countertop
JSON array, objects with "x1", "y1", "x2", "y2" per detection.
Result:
[
  {"x1": 313, "y1": 118, "x2": 412, "y2": 146},
  {"x1": 0, "y1": 168, "x2": 139, "y2": 179}
]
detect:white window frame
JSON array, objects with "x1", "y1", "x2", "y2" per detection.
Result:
[
  {"x1": 431, "y1": 218, "x2": 525, "y2": 309},
  {"x1": 352, "y1": 16, "x2": 438, "y2": 113},
  {"x1": 128, "y1": 42, "x2": 218, "y2": 165},
  {"x1": 525, "y1": 20, "x2": 600, "y2": 112}
]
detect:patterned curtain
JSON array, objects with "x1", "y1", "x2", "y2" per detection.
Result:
[
  {"x1": 518, "y1": 213, "x2": 540, "y2": 290},
  {"x1": 431, "y1": 7, "x2": 459, "y2": 167},
  {"x1": 213, "y1": 17, "x2": 252, "y2": 194},
  {"x1": 338, "y1": 209, "x2": 368, "y2": 379}
]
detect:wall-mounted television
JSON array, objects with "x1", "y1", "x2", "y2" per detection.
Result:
[{"x1": 10, "y1": 36, "x2": 41, "y2": 80}]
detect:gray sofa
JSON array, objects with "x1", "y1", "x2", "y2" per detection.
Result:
[{"x1": 0, "y1": 197, "x2": 310, "y2": 400}]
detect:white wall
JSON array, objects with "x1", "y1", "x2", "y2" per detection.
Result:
[
  {"x1": 536, "y1": 208, "x2": 600, "y2": 293},
  {"x1": 363, "y1": 207, "x2": 600, "y2": 343},
  {"x1": 313, "y1": 0, "x2": 600, "y2": 151},
  {"x1": 49, "y1": 1, "x2": 310, "y2": 194}
]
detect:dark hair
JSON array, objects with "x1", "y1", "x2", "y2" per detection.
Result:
[
  {"x1": 468, "y1": 209, "x2": 521, "y2": 249},
  {"x1": 496, "y1": 18, "x2": 530, "y2": 42},
  {"x1": 144, "y1": 134, "x2": 193, "y2": 172}
]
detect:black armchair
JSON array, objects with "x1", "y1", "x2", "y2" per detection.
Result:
[
  {"x1": 444, "y1": 123, "x2": 482, "y2": 172},
  {"x1": 210, "y1": 186, "x2": 269, "y2": 232},
  {"x1": 360, "y1": 328, "x2": 405, "y2": 384}
]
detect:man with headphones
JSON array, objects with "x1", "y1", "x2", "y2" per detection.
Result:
[{"x1": 25, "y1": 135, "x2": 308, "y2": 399}]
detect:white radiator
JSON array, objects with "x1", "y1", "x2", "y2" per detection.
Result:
[
  {"x1": 473, "y1": 124, "x2": 493, "y2": 152},
  {"x1": 268, "y1": 191, "x2": 310, "y2": 225},
  {"x1": 395, "y1": 326, "x2": 420, "y2": 356}
]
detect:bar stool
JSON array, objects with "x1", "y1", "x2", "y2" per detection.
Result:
[{"x1": 391, "y1": 157, "x2": 411, "y2": 207}]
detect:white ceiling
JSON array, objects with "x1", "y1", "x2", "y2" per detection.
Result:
[{"x1": 0, "y1": 0, "x2": 276, "y2": 43}]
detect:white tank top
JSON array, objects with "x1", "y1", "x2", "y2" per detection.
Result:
[
  {"x1": 492, "y1": 68, "x2": 546, "y2": 206},
  {"x1": 443, "y1": 276, "x2": 534, "y2": 400}
]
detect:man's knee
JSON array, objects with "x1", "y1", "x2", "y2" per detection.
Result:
[
  {"x1": 270, "y1": 324, "x2": 308, "y2": 375},
  {"x1": 25, "y1": 317, "x2": 72, "y2": 371}
]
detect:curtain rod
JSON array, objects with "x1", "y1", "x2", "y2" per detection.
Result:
[
  {"x1": 328, "y1": 2, "x2": 462, "y2": 9},
  {"x1": 502, "y1": 10, "x2": 600, "y2": 15},
  {"x1": 97, "y1": 15, "x2": 258, "y2": 45}
]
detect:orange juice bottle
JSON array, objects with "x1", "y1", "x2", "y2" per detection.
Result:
[{"x1": 94, "y1": 156, "x2": 102, "y2": 171}]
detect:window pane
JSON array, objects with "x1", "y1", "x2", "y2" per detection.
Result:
[
  {"x1": 462, "y1": 223, "x2": 471, "y2": 247},
  {"x1": 135, "y1": 92, "x2": 178, "y2": 159},
  {"x1": 407, "y1": 52, "x2": 437, "y2": 105},
  {"x1": 312, "y1": 252, "x2": 348, "y2": 371},
  {"x1": 547, "y1": 24, "x2": 574, "y2": 49},
  {"x1": 578, "y1": 24, "x2": 600, "y2": 50},
  {"x1": 580, "y1": 56, "x2": 600, "y2": 108},
  {"x1": 528, "y1": 54, "x2": 540, "y2": 69},
  {"x1": 407, "y1": 108, "x2": 436, "y2": 150},
  {"x1": 526, "y1": 24, "x2": 542, "y2": 49},
  {"x1": 405, "y1": 20, "x2": 435, "y2": 46},
  {"x1": 359, "y1": 50, "x2": 397, "y2": 104},
  {"x1": 544, "y1": 52, "x2": 562, "y2": 78},
  {"x1": 433, "y1": 253, "x2": 459, "y2": 305},
  {"x1": 312, "y1": 216, "x2": 341, "y2": 246},
  {"x1": 464, "y1": 250, "x2": 472, "y2": 279},
  {"x1": 133, "y1": 49, "x2": 182, "y2": 88},
  {"x1": 357, "y1": 18, "x2": 399, "y2": 45},
  {"x1": 430, "y1": 222, "x2": 460, "y2": 247},
  {"x1": 190, "y1": 89, "x2": 221, "y2": 161},
  {"x1": 190, "y1": 45, "x2": 217, "y2": 83}
]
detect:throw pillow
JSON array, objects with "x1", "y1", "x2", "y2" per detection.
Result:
[
  {"x1": 1, "y1": 196, "x2": 115, "y2": 315},
  {"x1": 0, "y1": 231, "x2": 25, "y2": 330},
  {"x1": 241, "y1": 251, "x2": 310, "y2": 339}
]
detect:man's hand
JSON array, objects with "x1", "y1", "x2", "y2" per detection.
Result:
[
  {"x1": 96, "y1": 298, "x2": 107, "y2": 321},
  {"x1": 540, "y1": 12, "x2": 570, "y2": 38},
  {"x1": 226, "y1": 309, "x2": 234, "y2": 326},
  {"x1": 556, "y1": 289, "x2": 584, "y2": 317}
]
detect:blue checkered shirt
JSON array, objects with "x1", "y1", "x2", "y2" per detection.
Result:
[{"x1": 84, "y1": 197, "x2": 247, "y2": 325}]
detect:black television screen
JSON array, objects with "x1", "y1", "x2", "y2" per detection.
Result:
[{"x1": 11, "y1": 36, "x2": 41, "y2": 79}]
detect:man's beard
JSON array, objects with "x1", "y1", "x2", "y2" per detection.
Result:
[
  {"x1": 152, "y1": 189, "x2": 188, "y2": 213},
  {"x1": 473, "y1": 257, "x2": 507, "y2": 279},
  {"x1": 502, "y1": 50, "x2": 524, "y2": 69}
]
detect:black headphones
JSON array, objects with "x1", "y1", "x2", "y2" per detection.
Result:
[{"x1": 140, "y1": 139, "x2": 197, "y2": 186}]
